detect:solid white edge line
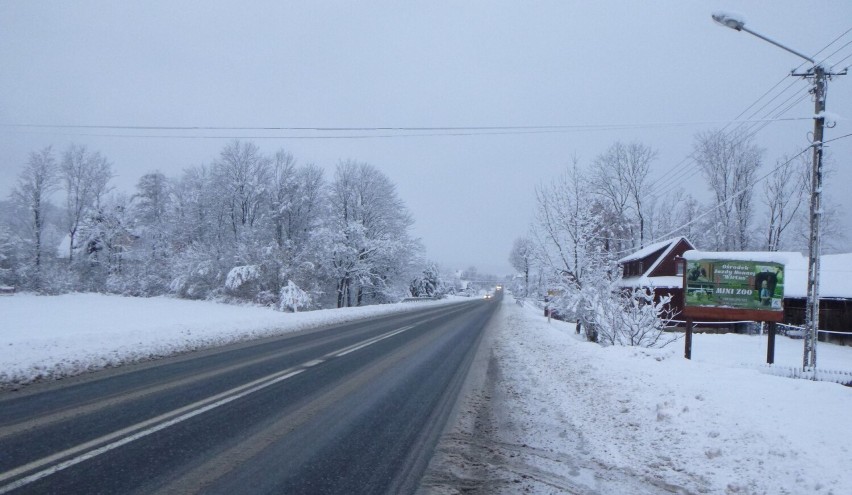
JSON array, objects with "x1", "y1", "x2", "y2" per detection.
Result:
[{"x1": 0, "y1": 323, "x2": 420, "y2": 493}]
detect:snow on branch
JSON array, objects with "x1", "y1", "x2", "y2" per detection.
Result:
[{"x1": 225, "y1": 265, "x2": 260, "y2": 291}]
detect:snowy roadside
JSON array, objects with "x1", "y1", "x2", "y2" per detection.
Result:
[
  {"x1": 0, "y1": 293, "x2": 468, "y2": 388},
  {"x1": 424, "y1": 294, "x2": 852, "y2": 494}
]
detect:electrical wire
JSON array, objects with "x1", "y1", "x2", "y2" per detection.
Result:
[
  {"x1": 0, "y1": 118, "x2": 813, "y2": 135},
  {"x1": 607, "y1": 144, "x2": 814, "y2": 258},
  {"x1": 643, "y1": 78, "x2": 809, "y2": 199},
  {"x1": 644, "y1": 87, "x2": 811, "y2": 201},
  {"x1": 642, "y1": 26, "x2": 852, "y2": 201}
]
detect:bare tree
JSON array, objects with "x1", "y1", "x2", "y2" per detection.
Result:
[
  {"x1": 61, "y1": 144, "x2": 113, "y2": 262},
  {"x1": 591, "y1": 141, "x2": 657, "y2": 249},
  {"x1": 12, "y1": 147, "x2": 60, "y2": 286},
  {"x1": 786, "y1": 155, "x2": 847, "y2": 253},
  {"x1": 693, "y1": 130, "x2": 762, "y2": 250},
  {"x1": 762, "y1": 153, "x2": 809, "y2": 251},
  {"x1": 623, "y1": 143, "x2": 657, "y2": 248}
]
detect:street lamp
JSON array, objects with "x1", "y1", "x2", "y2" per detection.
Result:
[
  {"x1": 712, "y1": 12, "x2": 816, "y2": 63},
  {"x1": 712, "y1": 11, "x2": 846, "y2": 373}
]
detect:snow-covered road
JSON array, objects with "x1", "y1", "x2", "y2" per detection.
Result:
[{"x1": 425, "y1": 294, "x2": 852, "y2": 494}]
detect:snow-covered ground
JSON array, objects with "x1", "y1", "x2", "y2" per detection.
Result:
[
  {"x1": 0, "y1": 293, "x2": 466, "y2": 387},
  {"x1": 473, "y1": 294, "x2": 852, "y2": 494},
  {"x1": 4, "y1": 293, "x2": 852, "y2": 493}
]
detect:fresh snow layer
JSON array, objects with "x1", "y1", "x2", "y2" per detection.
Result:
[
  {"x1": 0, "y1": 293, "x2": 467, "y2": 387},
  {"x1": 4, "y1": 292, "x2": 851, "y2": 493},
  {"x1": 488, "y1": 294, "x2": 852, "y2": 494}
]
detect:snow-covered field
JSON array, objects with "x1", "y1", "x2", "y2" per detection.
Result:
[
  {"x1": 0, "y1": 293, "x2": 466, "y2": 387},
  {"x1": 484, "y1": 295, "x2": 852, "y2": 494}
]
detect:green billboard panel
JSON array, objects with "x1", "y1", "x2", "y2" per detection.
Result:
[{"x1": 685, "y1": 260, "x2": 784, "y2": 311}]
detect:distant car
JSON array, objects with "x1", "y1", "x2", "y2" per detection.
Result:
[{"x1": 484, "y1": 293, "x2": 493, "y2": 299}]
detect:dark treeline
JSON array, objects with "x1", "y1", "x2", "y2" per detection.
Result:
[{"x1": 0, "y1": 140, "x2": 424, "y2": 310}]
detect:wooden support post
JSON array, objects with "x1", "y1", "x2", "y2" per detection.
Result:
[
  {"x1": 685, "y1": 318, "x2": 693, "y2": 360},
  {"x1": 766, "y1": 321, "x2": 776, "y2": 365}
]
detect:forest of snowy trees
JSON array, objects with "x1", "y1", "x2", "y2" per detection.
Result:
[
  {"x1": 0, "y1": 140, "x2": 427, "y2": 310},
  {"x1": 510, "y1": 132, "x2": 846, "y2": 346}
]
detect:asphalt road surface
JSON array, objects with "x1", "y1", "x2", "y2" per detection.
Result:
[{"x1": 0, "y1": 296, "x2": 499, "y2": 494}]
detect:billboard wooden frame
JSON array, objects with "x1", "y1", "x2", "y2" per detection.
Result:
[
  {"x1": 678, "y1": 256, "x2": 784, "y2": 364},
  {"x1": 680, "y1": 258, "x2": 784, "y2": 323},
  {"x1": 681, "y1": 305, "x2": 784, "y2": 322}
]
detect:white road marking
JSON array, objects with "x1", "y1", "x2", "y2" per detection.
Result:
[
  {"x1": 331, "y1": 325, "x2": 414, "y2": 358},
  {"x1": 0, "y1": 323, "x2": 420, "y2": 493}
]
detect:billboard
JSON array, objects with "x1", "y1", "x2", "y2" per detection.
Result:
[{"x1": 685, "y1": 260, "x2": 784, "y2": 311}]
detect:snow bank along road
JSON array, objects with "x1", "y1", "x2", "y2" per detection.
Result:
[{"x1": 0, "y1": 297, "x2": 499, "y2": 494}]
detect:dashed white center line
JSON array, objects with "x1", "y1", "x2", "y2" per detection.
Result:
[{"x1": 0, "y1": 323, "x2": 420, "y2": 494}]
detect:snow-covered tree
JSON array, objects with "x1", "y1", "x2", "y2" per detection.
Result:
[
  {"x1": 327, "y1": 160, "x2": 418, "y2": 307},
  {"x1": 280, "y1": 280, "x2": 311, "y2": 312},
  {"x1": 410, "y1": 262, "x2": 443, "y2": 298},
  {"x1": 133, "y1": 172, "x2": 170, "y2": 227},
  {"x1": 122, "y1": 172, "x2": 174, "y2": 295},
  {"x1": 225, "y1": 264, "x2": 262, "y2": 299},
  {"x1": 72, "y1": 194, "x2": 137, "y2": 291},
  {"x1": 213, "y1": 140, "x2": 271, "y2": 241},
  {"x1": 264, "y1": 158, "x2": 327, "y2": 296},
  {"x1": 11, "y1": 146, "x2": 60, "y2": 290},
  {"x1": 531, "y1": 160, "x2": 614, "y2": 292},
  {"x1": 531, "y1": 156, "x2": 678, "y2": 347},
  {"x1": 508, "y1": 236, "x2": 534, "y2": 297},
  {"x1": 60, "y1": 144, "x2": 113, "y2": 262},
  {"x1": 0, "y1": 223, "x2": 20, "y2": 287}
]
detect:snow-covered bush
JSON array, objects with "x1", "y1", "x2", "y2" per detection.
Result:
[
  {"x1": 279, "y1": 280, "x2": 311, "y2": 312},
  {"x1": 169, "y1": 246, "x2": 224, "y2": 299},
  {"x1": 225, "y1": 265, "x2": 260, "y2": 291},
  {"x1": 617, "y1": 287, "x2": 677, "y2": 347},
  {"x1": 569, "y1": 281, "x2": 677, "y2": 348},
  {"x1": 409, "y1": 262, "x2": 443, "y2": 298}
]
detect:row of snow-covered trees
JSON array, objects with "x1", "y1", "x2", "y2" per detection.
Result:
[
  {"x1": 510, "y1": 131, "x2": 844, "y2": 346},
  {"x1": 0, "y1": 140, "x2": 424, "y2": 309}
]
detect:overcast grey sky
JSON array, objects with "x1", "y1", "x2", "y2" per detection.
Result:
[{"x1": 2, "y1": 1, "x2": 851, "y2": 275}]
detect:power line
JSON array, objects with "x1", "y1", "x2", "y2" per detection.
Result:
[
  {"x1": 0, "y1": 118, "x2": 812, "y2": 135},
  {"x1": 642, "y1": 26, "x2": 852, "y2": 201},
  {"x1": 609, "y1": 143, "x2": 814, "y2": 258},
  {"x1": 824, "y1": 131, "x2": 852, "y2": 144},
  {"x1": 816, "y1": 38, "x2": 852, "y2": 67},
  {"x1": 643, "y1": 77, "x2": 809, "y2": 199},
  {"x1": 644, "y1": 87, "x2": 811, "y2": 200},
  {"x1": 615, "y1": 129, "x2": 852, "y2": 258}
]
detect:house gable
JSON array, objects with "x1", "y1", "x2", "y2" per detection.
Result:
[
  {"x1": 648, "y1": 238, "x2": 695, "y2": 278},
  {"x1": 619, "y1": 237, "x2": 695, "y2": 282}
]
